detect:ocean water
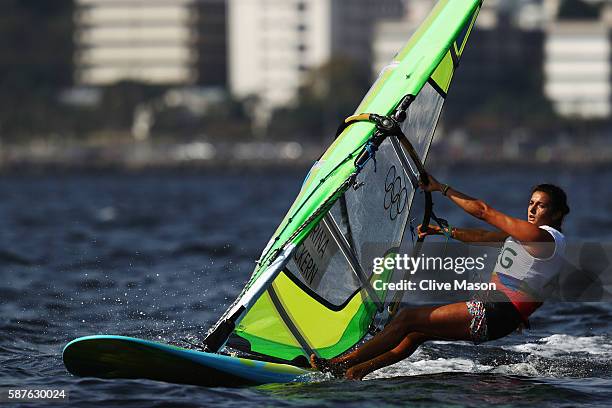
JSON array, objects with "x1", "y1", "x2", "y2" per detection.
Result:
[{"x1": 0, "y1": 166, "x2": 611, "y2": 407}]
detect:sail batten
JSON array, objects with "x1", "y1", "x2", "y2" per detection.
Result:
[
  {"x1": 323, "y1": 214, "x2": 384, "y2": 311},
  {"x1": 390, "y1": 136, "x2": 420, "y2": 189},
  {"x1": 267, "y1": 285, "x2": 316, "y2": 358}
]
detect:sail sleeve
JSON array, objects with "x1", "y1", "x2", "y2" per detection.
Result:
[{"x1": 205, "y1": 0, "x2": 483, "y2": 364}]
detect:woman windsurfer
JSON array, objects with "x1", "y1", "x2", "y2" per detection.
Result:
[{"x1": 311, "y1": 175, "x2": 569, "y2": 380}]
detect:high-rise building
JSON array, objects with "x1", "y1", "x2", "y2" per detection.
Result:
[
  {"x1": 229, "y1": 0, "x2": 403, "y2": 123},
  {"x1": 541, "y1": 0, "x2": 612, "y2": 119},
  {"x1": 196, "y1": 0, "x2": 227, "y2": 87},
  {"x1": 544, "y1": 21, "x2": 611, "y2": 118},
  {"x1": 74, "y1": 0, "x2": 226, "y2": 87}
]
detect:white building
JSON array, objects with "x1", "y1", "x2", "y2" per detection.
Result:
[
  {"x1": 544, "y1": 22, "x2": 611, "y2": 118},
  {"x1": 229, "y1": 0, "x2": 402, "y2": 124},
  {"x1": 74, "y1": 0, "x2": 199, "y2": 85}
]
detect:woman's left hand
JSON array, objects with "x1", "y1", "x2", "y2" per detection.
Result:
[{"x1": 417, "y1": 224, "x2": 441, "y2": 239}]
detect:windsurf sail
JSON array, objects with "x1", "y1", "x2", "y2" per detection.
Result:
[{"x1": 204, "y1": 0, "x2": 483, "y2": 366}]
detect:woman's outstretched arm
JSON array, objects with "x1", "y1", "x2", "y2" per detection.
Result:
[
  {"x1": 421, "y1": 175, "x2": 553, "y2": 244},
  {"x1": 418, "y1": 224, "x2": 507, "y2": 243}
]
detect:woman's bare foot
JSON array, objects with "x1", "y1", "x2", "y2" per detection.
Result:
[
  {"x1": 310, "y1": 354, "x2": 348, "y2": 378},
  {"x1": 344, "y1": 364, "x2": 367, "y2": 381}
]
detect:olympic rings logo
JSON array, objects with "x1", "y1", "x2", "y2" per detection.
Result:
[{"x1": 384, "y1": 165, "x2": 408, "y2": 221}]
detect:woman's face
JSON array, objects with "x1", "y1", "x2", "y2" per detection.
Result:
[{"x1": 527, "y1": 191, "x2": 558, "y2": 226}]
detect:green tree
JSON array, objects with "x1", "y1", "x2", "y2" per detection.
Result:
[{"x1": 97, "y1": 82, "x2": 165, "y2": 130}]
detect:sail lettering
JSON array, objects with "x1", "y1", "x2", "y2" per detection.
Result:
[
  {"x1": 309, "y1": 223, "x2": 329, "y2": 257},
  {"x1": 293, "y1": 246, "x2": 319, "y2": 285},
  {"x1": 291, "y1": 222, "x2": 333, "y2": 288}
]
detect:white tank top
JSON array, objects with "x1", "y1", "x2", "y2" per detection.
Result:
[{"x1": 493, "y1": 225, "x2": 566, "y2": 299}]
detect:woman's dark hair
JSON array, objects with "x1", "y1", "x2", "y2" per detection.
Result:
[{"x1": 531, "y1": 184, "x2": 570, "y2": 227}]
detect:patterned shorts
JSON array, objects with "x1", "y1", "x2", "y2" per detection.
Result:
[{"x1": 466, "y1": 300, "x2": 488, "y2": 344}]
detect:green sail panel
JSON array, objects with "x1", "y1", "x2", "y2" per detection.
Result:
[{"x1": 208, "y1": 0, "x2": 483, "y2": 364}]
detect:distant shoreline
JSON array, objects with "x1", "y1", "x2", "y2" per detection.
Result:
[{"x1": 0, "y1": 140, "x2": 610, "y2": 172}]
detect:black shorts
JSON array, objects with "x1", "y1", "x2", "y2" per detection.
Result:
[
  {"x1": 484, "y1": 300, "x2": 525, "y2": 341},
  {"x1": 466, "y1": 290, "x2": 527, "y2": 343}
]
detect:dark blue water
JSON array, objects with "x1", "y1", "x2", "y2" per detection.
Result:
[{"x1": 1, "y1": 166, "x2": 611, "y2": 407}]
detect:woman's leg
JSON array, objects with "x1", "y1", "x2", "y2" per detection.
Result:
[
  {"x1": 345, "y1": 332, "x2": 430, "y2": 380},
  {"x1": 311, "y1": 301, "x2": 473, "y2": 376}
]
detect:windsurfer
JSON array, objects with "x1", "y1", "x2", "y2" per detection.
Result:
[{"x1": 311, "y1": 175, "x2": 569, "y2": 380}]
